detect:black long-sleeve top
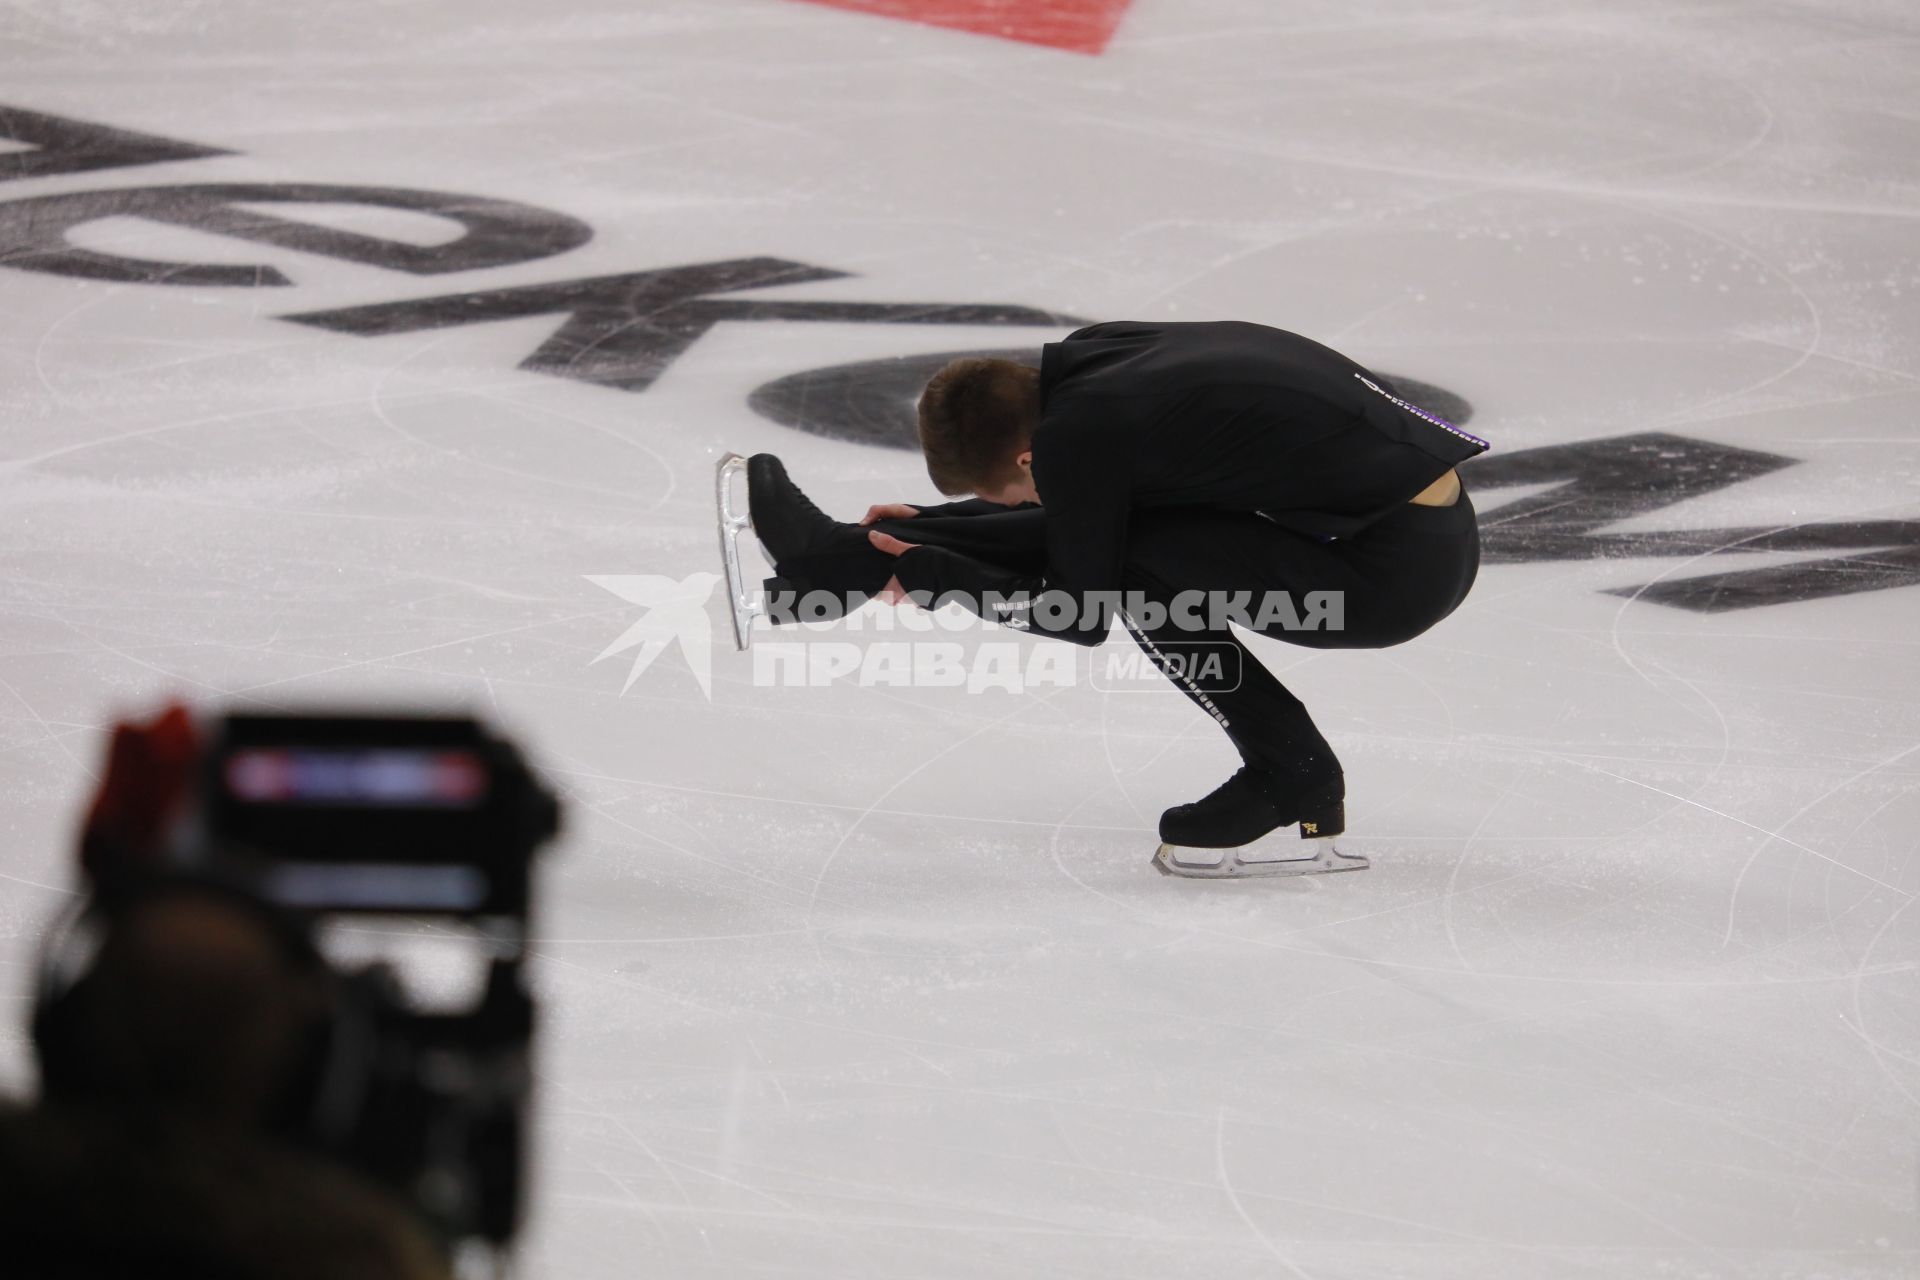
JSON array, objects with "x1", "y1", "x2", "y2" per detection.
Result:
[{"x1": 896, "y1": 320, "x2": 1489, "y2": 646}]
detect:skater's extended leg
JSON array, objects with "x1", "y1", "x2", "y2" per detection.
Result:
[{"x1": 738, "y1": 454, "x2": 1048, "y2": 626}]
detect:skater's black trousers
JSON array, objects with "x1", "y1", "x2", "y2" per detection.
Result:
[{"x1": 861, "y1": 492, "x2": 1481, "y2": 807}]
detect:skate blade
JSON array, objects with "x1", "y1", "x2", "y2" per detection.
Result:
[
  {"x1": 1152, "y1": 836, "x2": 1368, "y2": 880},
  {"x1": 716, "y1": 452, "x2": 765, "y2": 652}
]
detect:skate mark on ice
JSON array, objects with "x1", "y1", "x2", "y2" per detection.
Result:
[
  {"x1": 1213, "y1": 1106, "x2": 1321, "y2": 1280},
  {"x1": 1642, "y1": 201, "x2": 1823, "y2": 426},
  {"x1": 1846, "y1": 892, "x2": 1920, "y2": 1111},
  {"x1": 539, "y1": 762, "x2": 1146, "y2": 833},
  {"x1": 539, "y1": 1073, "x2": 695, "y2": 1231},
  {"x1": 1567, "y1": 755, "x2": 1914, "y2": 906},
  {"x1": 1438, "y1": 769, "x2": 1525, "y2": 980},
  {"x1": 587, "y1": 797, "x2": 863, "y2": 913},
  {"x1": 1719, "y1": 738, "x2": 1920, "y2": 945},
  {"x1": 799, "y1": 681, "x2": 1075, "y2": 948},
  {"x1": 0, "y1": 668, "x2": 105, "y2": 782}
]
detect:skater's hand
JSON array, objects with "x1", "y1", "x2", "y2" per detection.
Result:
[
  {"x1": 869, "y1": 531, "x2": 920, "y2": 609},
  {"x1": 867, "y1": 530, "x2": 919, "y2": 557},
  {"x1": 859, "y1": 503, "x2": 919, "y2": 525}
]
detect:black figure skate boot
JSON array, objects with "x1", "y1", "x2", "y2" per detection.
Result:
[
  {"x1": 715, "y1": 452, "x2": 893, "y2": 649},
  {"x1": 1153, "y1": 766, "x2": 1364, "y2": 879}
]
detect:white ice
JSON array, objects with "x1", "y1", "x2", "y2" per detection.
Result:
[{"x1": 1, "y1": 1, "x2": 1917, "y2": 1276}]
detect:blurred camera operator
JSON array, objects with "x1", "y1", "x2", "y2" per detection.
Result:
[{"x1": 0, "y1": 707, "x2": 455, "y2": 1280}]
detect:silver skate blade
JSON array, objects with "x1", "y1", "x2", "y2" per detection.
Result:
[
  {"x1": 1152, "y1": 835, "x2": 1368, "y2": 879},
  {"x1": 715, "y1": 452, "x2": 763, "y2": 652}
]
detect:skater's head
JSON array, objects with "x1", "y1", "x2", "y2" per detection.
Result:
[{"x1": 917, "y1": 358, "x2": 1041, "y2": 504}]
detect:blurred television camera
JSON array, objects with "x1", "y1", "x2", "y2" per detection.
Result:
[{"x1": 11, "y1": 705, "x2": 560, "y2": 1277}]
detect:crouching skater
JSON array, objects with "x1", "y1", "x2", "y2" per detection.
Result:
[{"x1": 719, "y1": 320, "x2": 1485, "y2": 878}]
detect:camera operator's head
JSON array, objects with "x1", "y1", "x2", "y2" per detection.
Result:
[
  {"x1": 37, "y1": 883, "x2": 328, "y2": 1132},
  {"x1": 11, "y1": 880, "x2": 457, "y2": 1280},
  {"x1": 33, "y1": 704, "x2": 328, "y2": 1132}
]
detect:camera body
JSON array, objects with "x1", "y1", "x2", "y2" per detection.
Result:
[{"x1": 34, "y1": 710, "x2": 561, "y2": 1248}]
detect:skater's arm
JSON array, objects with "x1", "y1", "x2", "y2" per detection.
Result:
[
  {"x1": 1020, "y1": 416, "x2": 1132, "y2": 646},
  {"x1": 860, "y1": 498, "x2": 1035, "y2": 523},
  {"x1": 918, "y1": 498, "x2": 1013, "y2": 518}
]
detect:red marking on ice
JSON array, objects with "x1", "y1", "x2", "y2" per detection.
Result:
[{"x1": 789, "y1": 0, "x2": 1132, "y2": 55}]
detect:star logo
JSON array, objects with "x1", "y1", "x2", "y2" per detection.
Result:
[{"x1": 586, "y1": 572, "x2": 723, "y2": 697}]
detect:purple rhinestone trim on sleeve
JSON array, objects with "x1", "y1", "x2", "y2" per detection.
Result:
[{"x1": 1355, "y1": 374, "x2": 1489, "y2": 452}]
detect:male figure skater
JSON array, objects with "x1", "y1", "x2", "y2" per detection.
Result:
[{"x1": 725, "y1": 320, "x2": 1485, "y2": 877}]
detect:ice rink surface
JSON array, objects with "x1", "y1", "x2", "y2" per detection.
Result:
[{"x1": 3, "y1": 0, "x2": 1918, "y2": 1275}]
